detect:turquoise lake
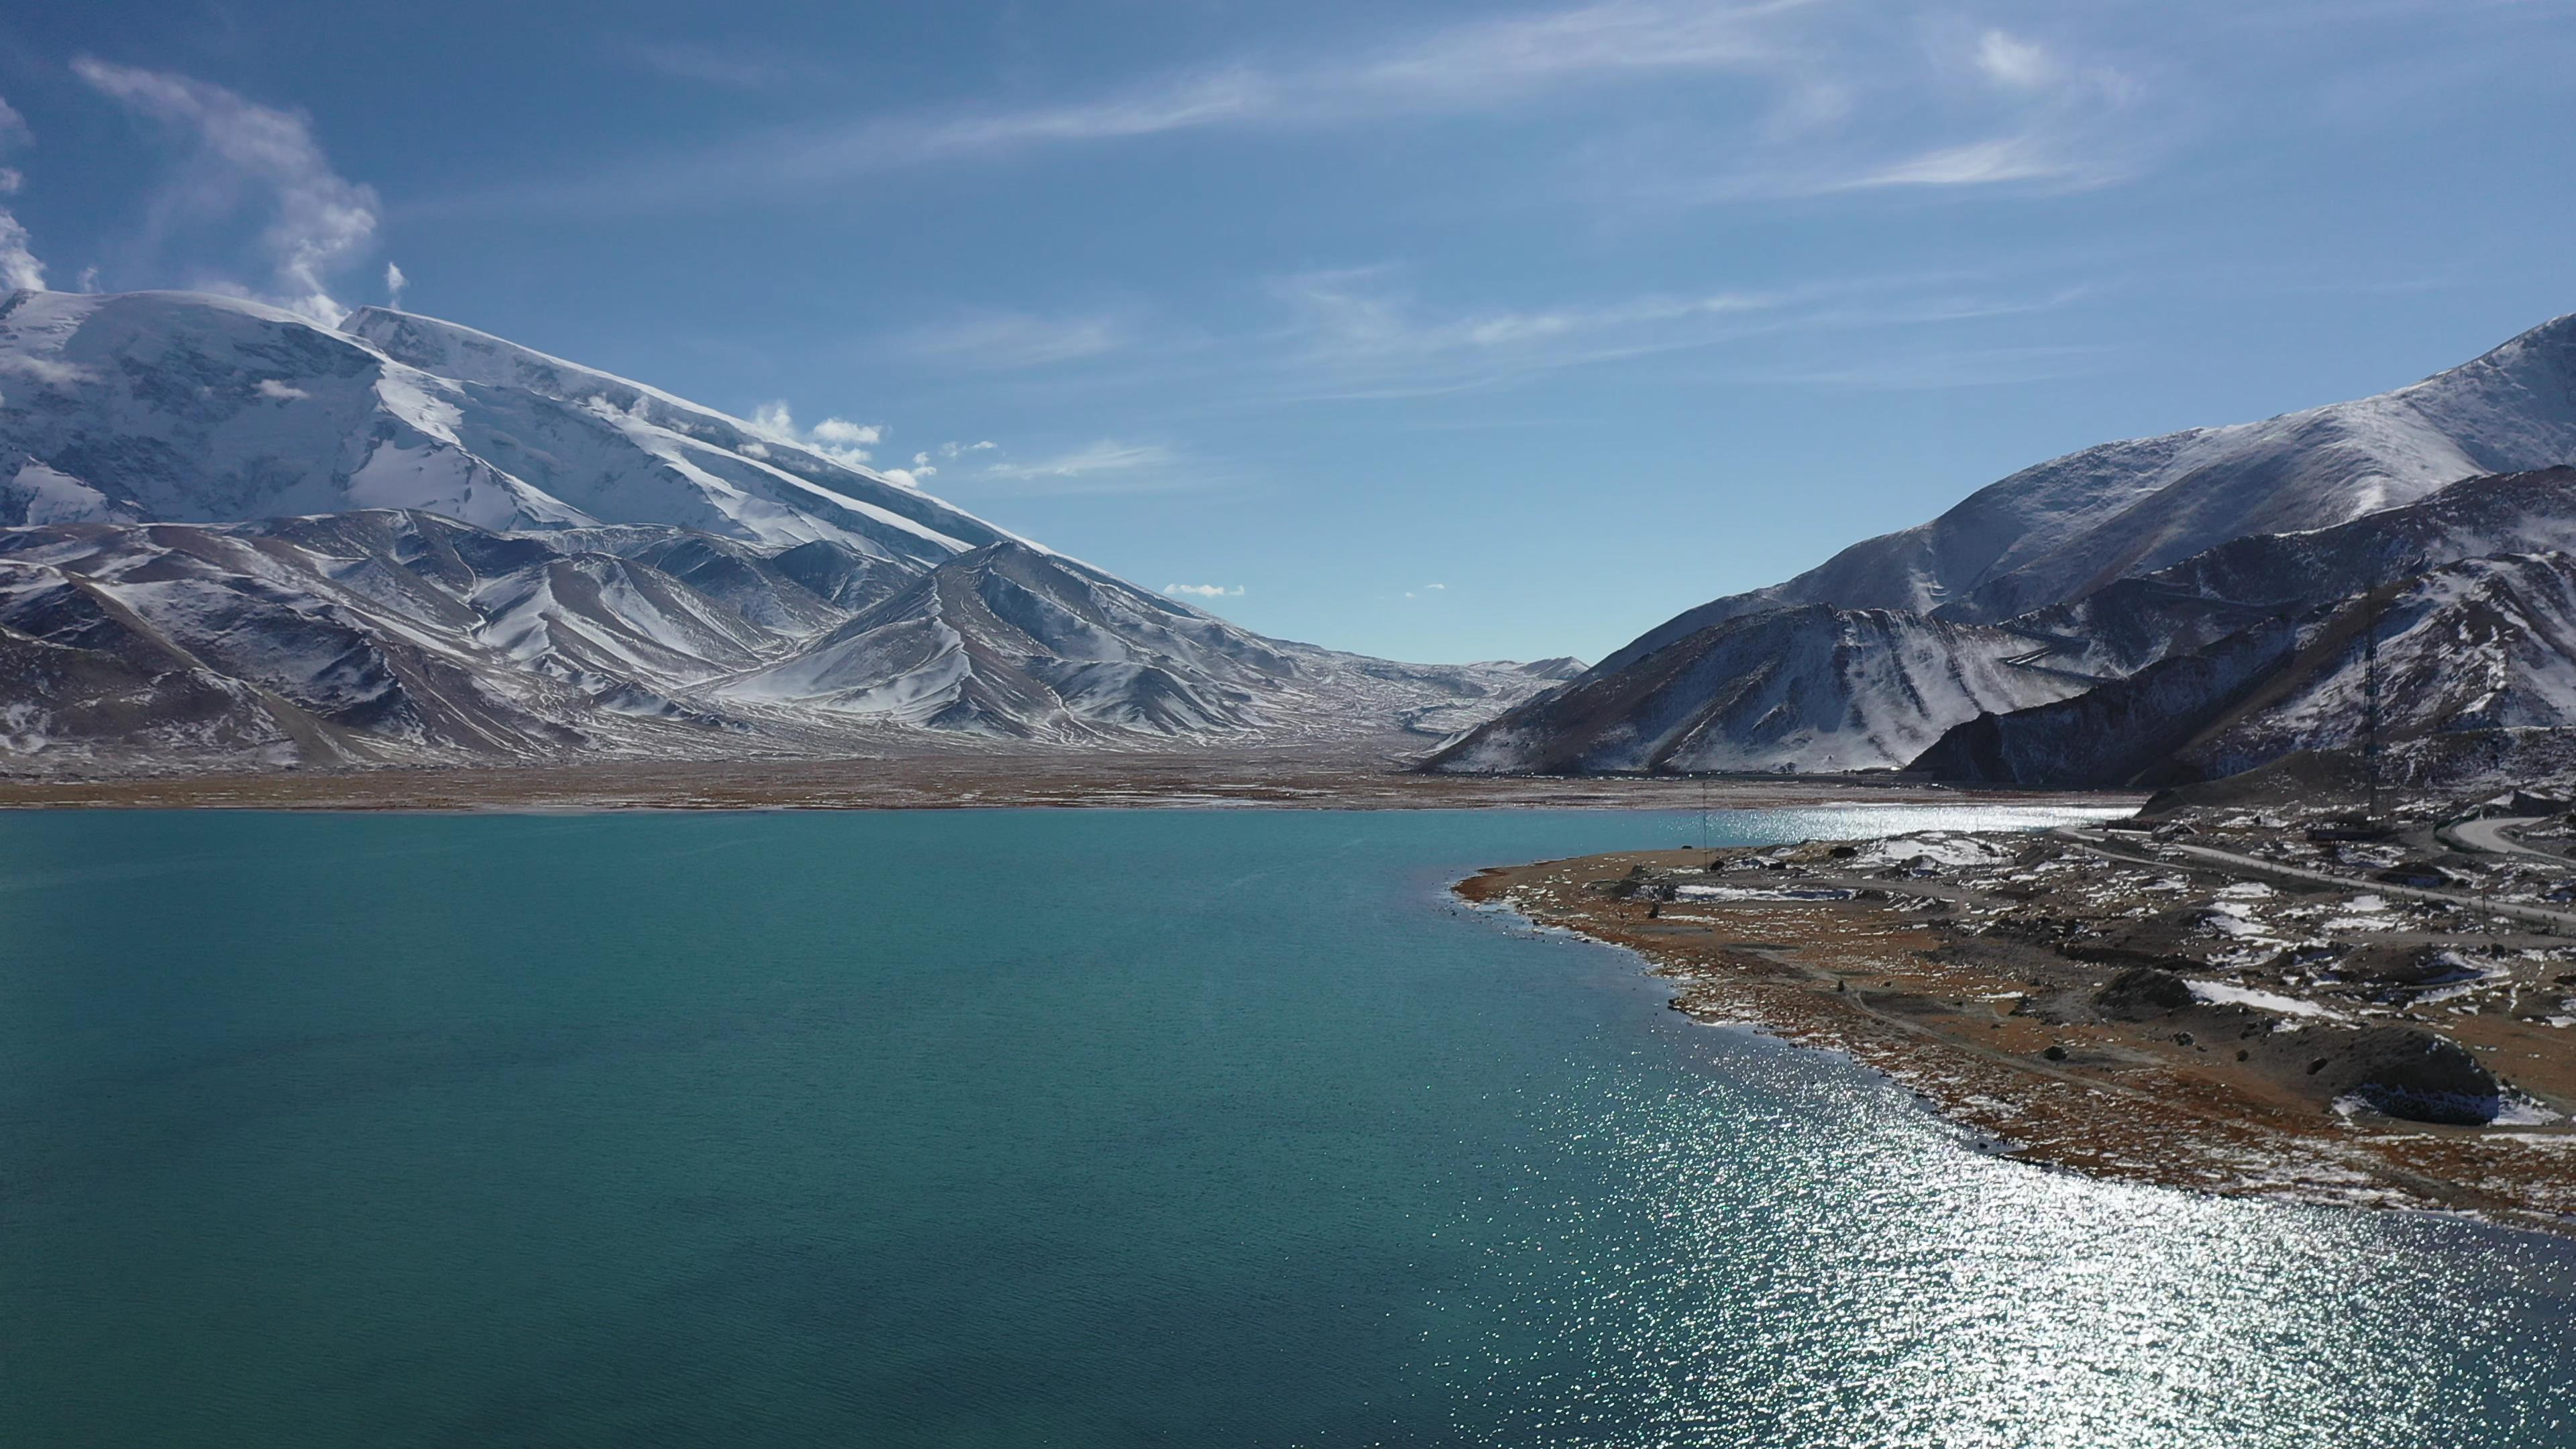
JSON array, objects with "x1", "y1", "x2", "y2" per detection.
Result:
[{"x1": 2, "y1": 806, "x2": 2572, "y2": 1446}]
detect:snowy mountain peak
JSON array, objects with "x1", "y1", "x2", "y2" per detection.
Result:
[
  {"x1": 1593, "y1": 309, "x2": 2576, "y2": 677},
  {"x1": 0, "y1": 289, "x2": 1024, "y2": 564},
  {"x1": 0, "y1": 290, "x2": 1564, "y2": 769}
]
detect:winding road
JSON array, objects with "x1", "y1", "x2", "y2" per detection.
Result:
[
  {"x1": 2054, "y1": 826, "x2": 2576, "y2": 936},
  {"x1": 2441, "y1": 815, "x2": 2564, "y2": 863}
]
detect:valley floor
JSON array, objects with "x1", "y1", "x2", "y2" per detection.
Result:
[
  {"x1": 1462, "y1": 812, "x2": 2576, "y2": 1236},
  {"x1": 0, "y1": 753, "x2": 2114, "y2": 812}
]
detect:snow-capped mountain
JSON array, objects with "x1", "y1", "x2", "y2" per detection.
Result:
[
  {"x1": 1426, "y1": 605, "x2": 2096, "y2": 773},
  {"x1": 0, "y1": 289, "x2": 1018, "y2": 562},
  {"x1": 0, "y1": 290, "x2": 1551, "y2": 769},
  {"x1": 1443, "y1": 311, "x2": 2576, "y2": 780},
  {"x1": 0, "y1": 508, "x2": 1550, "y2": 767},
  {"x1": 1598, "y1": 313, "x2": 2576, "y2": 674}
]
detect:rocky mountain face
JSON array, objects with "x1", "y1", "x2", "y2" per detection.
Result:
[
  {"x1": 1439, "y1": 307, "x2": 2576, "y2": 784},
  {"x1": 1426, "y1": 605, "x2": 2096, "y2": 773},
  {"x1": 1917, "y1": 545, "x2": 2576, "y2": 790},
  {"x1": 0, "y1": 290, "x2": 1554, "y2": 770}
]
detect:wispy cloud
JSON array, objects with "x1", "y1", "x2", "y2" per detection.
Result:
[
  {"x1": 1281, "y1": 268, "x2": 1774, "y2": 363},
  {"x1": 945, "y1": 439, "x2": 1199, "y2": 496},
  {"x1": 610, "y1": 38, "x2": 827, "y2": 89},
  {"x1": 418, "y1": 2, "x2": 2180, "y2": 227},
  {"x1": 1163, "y1": 582, "x2": 1245, "y2": 598},
  {"x1": 981, "y1": 439, "x2": 1173, "y2": 479},
  {"x1": 1841, "y1": 134, "x2": 2086, "y2": 190},
  {"x1": 74, "y1": 59, "x2": 380, "y2": 323},
  {"x1": 425, "y1": 1, "x2": 1841, "y2": 216},
  {"x1": 900, "y1": 309, "x2": 1134, "y2": 370},
  {"x1": 0, "y1": 94, "x2": 45, "y2": 291}
]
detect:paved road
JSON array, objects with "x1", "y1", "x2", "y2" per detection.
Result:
[
  {"x1": 2055, "y1": 827, "x2": 2576, "y2": 935},
  {"x1": 2443, "y1": 815, "x2": 2565, "y2": 863}
]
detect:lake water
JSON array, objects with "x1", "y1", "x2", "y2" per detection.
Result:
[{"x1": 2, "y1": 806, "x2": 2571, "y2": 1447}]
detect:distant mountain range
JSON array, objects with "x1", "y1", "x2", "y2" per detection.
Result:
[
  {"x1": 0, "y1": 290, "x2": 1563, "y2": 769},
  {"x1": 17, "y1": 286, "x2": 2576, "y2": 790},
  {"x1": 1438, "y1": 313, "x2": 2576, "y2": 788}
]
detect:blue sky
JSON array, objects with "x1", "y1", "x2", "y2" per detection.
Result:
[{"x1": 2, "y1": 1, "x2": 2573, "y2": 663}]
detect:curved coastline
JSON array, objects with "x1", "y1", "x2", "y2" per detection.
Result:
[{"x1": 1457, "y1": 835, "x2": 2576, "y2": 1238}]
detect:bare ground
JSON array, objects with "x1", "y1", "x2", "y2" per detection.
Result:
[{"x1": 1461, "y1": 838, "x2": 2576, "y2": 1237}]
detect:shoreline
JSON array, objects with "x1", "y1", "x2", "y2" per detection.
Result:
[
  {"x1": 1458, "y1": 828, "x2": 2576, "y2": 1238},
  {"x1": 0, "y1": 756, "x2": 2141, "y2": 813}
]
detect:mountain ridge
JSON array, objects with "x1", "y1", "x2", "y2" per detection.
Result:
[
  {"x1": 0, "y1": 290, "x2": 1558, "y2": 770},
  {"x1": 1443, "y1": 317, "x2": 2576, "y2": 781}
]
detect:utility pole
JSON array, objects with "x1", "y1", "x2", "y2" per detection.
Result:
[{"x1": 2363, "y1": 583, "x2": 2383, "y2": 825}]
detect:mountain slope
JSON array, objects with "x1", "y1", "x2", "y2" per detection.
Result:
[
  {"x1": 0, "y1": 288, "x2": 1560, "y2": 771},
  {"x1": 0, "y1": 289, "x2": 1018, "y2": 564},
  {"x1": 1603, "y1": 314, "x2": 2576, "y2": 673},
  {"x1": 1915, "y1": 551, "x2": 2576, "y2": 788},
  {"x1": 0, "y1": 510, "x2": 1554, "y2": 769},
  {"x1": 1426, "y1": 605, "x2": 2096, "y2": 774}
]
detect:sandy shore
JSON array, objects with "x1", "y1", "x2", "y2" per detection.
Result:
[{"x1": 1460, "y1": 831, "x2": 2576, "y2": 1236}]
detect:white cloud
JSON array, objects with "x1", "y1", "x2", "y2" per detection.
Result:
[
  {"x1": 809, "y1": 416, "x2": 882, "y2": 448},
  {"x1": 255, "y1": 378, "x2": 308, "y2": 400},
  {"x1": 1403, "y1": 583, "x2": 1450, "y2": 598},
  {"x1": 384, "y1": 261, "x2": 407, "y2": 308},
  {"x1": 1164, "y1": 582, "x2": 1245, "y2": 598},
  {"x1": 878, "y1": 453, "x2": 939, "y2": 489},
  {"x1": 936, "y1": 440, "x2": 1000, "y2": 459},
  {"x1": 0, "y1": 212, "x2": 42, "y2": 292},
  {"x1": 749, "y1": 400, "x2": 885, "y2": 467},
  {"x1": 0, "y1": 94, "x2": 43, "y2": 292},
  {"x1": 0, "y1": 354, "x2": 95, "y2": 386},
  {"x1": 74, "y1": 59, "x2": 380, "y2": 325}
]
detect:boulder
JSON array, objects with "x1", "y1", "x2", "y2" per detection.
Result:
[
  {"x1": 2092, "y1": 965, "x2": 2196, "y2": 1021},
  {"x1": 2312, "y1": 1027, "x2": 2503, "y2": 1125}
]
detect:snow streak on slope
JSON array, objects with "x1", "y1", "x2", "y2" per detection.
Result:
[
  {"x1": 0, "y1": 512, "x2": 1554, "y2": 768},
  {"x1": 718, "y1": 543, "x2": 1303, "y2": 738},
  {"x1": 1915, "y1": 549, "x2": 2576, "y2": 788},
  {"x1": 0, "y1": 290, "x2": 1017, "y2": 561},
  {"x1": 0, "y1": 288, "x2": 1574, "y2": 770},
  {"x1": 1605, "y1": 313, "x2": 2576, "y2": 671}
]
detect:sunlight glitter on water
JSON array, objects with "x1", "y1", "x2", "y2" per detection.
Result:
[{"x1": 1441, "y1": 1028, "x2": 2575, "y2": 1448}]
